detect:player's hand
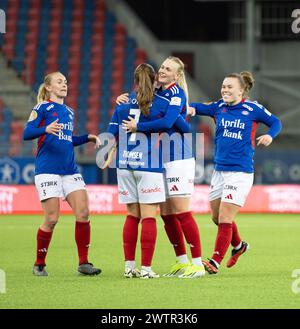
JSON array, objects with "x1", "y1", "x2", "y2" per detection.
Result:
[
  {"x1": 45, "y1": 119, "x2": 62, "y2": 136},
  {"x1": 187, "y1": 106, "x2": 196, "y2": 116},
  {"x1": 88, "y1": 134, "x2": 101, "y2": 148},
  {"x1": 257, "y1": 134, "x2": 273, "y2": 146},
  {"x1": 122, "y1": 116, "x2": 137, "y2": 132},
  {"x1": 116, "y1": 93, "x2": 129, "y2": 105}
]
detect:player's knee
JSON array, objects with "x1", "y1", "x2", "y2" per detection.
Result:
[
  {"x1": 76, "y1": 207, "x2": 90, "y2": 221},
  {"x1": 218, "y1": 216, "x2": 232, "y2": 224},
  {"x1": 44, "y1": 215, "x2": 59, "y2": 230}
]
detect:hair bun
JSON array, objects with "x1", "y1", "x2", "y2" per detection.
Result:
[{"x1": 240, "y1": 71, "x2": 254, "y2": 91}]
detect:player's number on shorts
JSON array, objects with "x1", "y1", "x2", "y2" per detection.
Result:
[{"x1": 128, "y1": 108, "x2": 141, "y2": 142}]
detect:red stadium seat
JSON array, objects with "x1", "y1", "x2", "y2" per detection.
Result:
[
  {"x1": 45, "y1": 58, "x2": 59, "y2": 72},
  {"x1": 49, "y1": 21, "x2": 61, "y2": 34},
  {"x1": 29, "y1": 0, "x2": 41, "y2": 7},
  {"x1": 112, "y1": 57, "x2": 124, "y2": 69},
  {"x1": 51, "y1": 0, "x2": 63, "y2": 7},
  {"x1": 22, "y1": 68, "x2": 35, "y2": 86},
  {"x1": 50, "y1": 8, "x2": 63, "y2": 18},
  {"x1": 67, "y1": 70, "x2": 80, "y2": 80},
  {"x1": 68, "y1": 61, "x2": 80, "y2": 72},
  {"x1": 6, "y1": 7, "x2": 19, "y2": 19},
  {"x1": 94, "y1": 11, "x2": 105, "y2": 22},
  {"x1": 69, "y1": 43, "x2": 82, "y2": 54},
  {"x1": 26, "y1": 31, "x2": 39, "y2": 44},
  {"x1": 91, "y1": 36, "x2": 104, "y2": 47},
  {"x1": 111, "y1": 81, "x2": 123, "y2": 92},
  {"x1": 88, "y1": 95, "x2": 100, "y2": 108},
  {"x1": 115, "y1": 24, "x2": 126, "y2": 36},
  {"x1": 67, "y1": 98, "x2": 78, "y2": 110},
  {"x1": 25, "y1": 43, "x2": 36, "y2": 55},
  {"x1": 87, "y1": 112, "x2": 100, "y2": 122},
  {"x1": 113, "y1": 45, "x2": 125, "y2": 55},
  {"x1": 70, "y1": 33, "x2": 82, "y2": 44},
  {"x1": 11, "y1": 121, "x2": 24, "y2": 136},
  {"x1": 90, "y1": 57, "x2": 103, "y2": 68},
  {"x1": 135, "y1": 48, "x2": 147, "y2": 60},
  {"x1": 4, "y1": 31, "x2": 16, "y2": 45},
  {"x1": 72, "y1": 9, "x2": 84, "y2": 21},
  {"x1": 86, "y1": 121, "x2": 99, "y2": 134},
  {"x1": 91, "y1": 45, "x2": 103, "y2": 57},
  {"x1": 47, "y1": 43, "x2": 60, "y2": 57},
  {"x1": 2, "y1": 44, "x2": 14, "y2": 61},
  {"x1": 111, "y1": 70, "x2": 124, "y2": 81},
  {"x1": 48, "y1": 32, "x2": 60, "y2": 43},
  {"x1": 113, "y1": 34, "x2": 126, "y2": 47},
  {"x1": 28, "y1": 9, "x2": 40, "y2": 21},
  {"x1": 6, "y1": 20, "x2": 17, "y2": 33},
  {"x1": 8, "y1": 144, "x2": 22, "y2": 157},
  {"x1": 88, "y1": 83, "x2": 101, "y2": 97},
  {"x1": 67, "y1": 83, "x2": 80, "y2": 95},
  {"x1": 27, "y1": 20, "x2": 40, "y2": 32}
]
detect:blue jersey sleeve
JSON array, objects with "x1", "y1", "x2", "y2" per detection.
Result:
[
  {"x1": 72, "y1": 134, "x2": 89, "y2": 146},
  {"x1": 253, "y1": 105, "x2": 282, "y2": 139},
  {"x1": 190, "y1": 102, "x2": 217, "y2": 117},
  {"x1": 136, "y1": 96, "x2": 184, "y2": 132},
  {"x1": 23, "y1": 107, "x2": 47, "y2": 140},
  {"x1": 174, "y1": 115, "x2": 191, "y2": 133},
  {"x1": 108, "y1": 105, "x2": 121, "y2": 138}
]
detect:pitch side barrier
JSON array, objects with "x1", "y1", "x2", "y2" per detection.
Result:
[{"x1": 1, "y1": 184, "x2": 300, "y2": 214}]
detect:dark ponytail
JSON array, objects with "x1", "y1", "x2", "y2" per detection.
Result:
[{"x1": 134, "y1": 63, "x2": 155, "y2": 116}]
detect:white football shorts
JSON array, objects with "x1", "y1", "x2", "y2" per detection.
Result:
[
  {"x1": 209, "y1": 170, "x2": 254, "y2": 207},
  {"x1": 117, "y1": 169, "x2": 166, "y2": 204},
  {"x1": 163, "y1": 158, "x2": 195, "y2": 198},
  {"x1": 35, "y1": 173, "x2": 86, "y2": 201}
]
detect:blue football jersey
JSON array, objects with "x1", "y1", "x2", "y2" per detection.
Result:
[
  {"x1": 108, "y1": 92, "x2": 162, "y2": 172},
  {"x1": 135, "y1": 83, "x2": 193, "y2": 162},
  {"x1": 23, "y1": 101, "x2": 89, "y2": 175},
  {"x1": 191, "y1": 99, "x2": 282, "y2": 173},
  {"x1": 108, "y1": 89, "x2": 191, "y2": 172}
]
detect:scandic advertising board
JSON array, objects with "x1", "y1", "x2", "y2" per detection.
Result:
[{"x1": 0, "y1": 185, "x2": 300, "y2": 214}]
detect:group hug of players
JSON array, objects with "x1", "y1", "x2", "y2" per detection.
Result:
[{"x1": 23, "y1": 56, "x2": 281, "y2": 278}]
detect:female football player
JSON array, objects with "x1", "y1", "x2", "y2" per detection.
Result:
[{"x1": 23, "y1": 71, "x2": 101, "y2": 276}]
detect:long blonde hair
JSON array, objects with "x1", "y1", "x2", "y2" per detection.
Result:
[
  {"x1": 134, "y1": 63, "x2": 155, "y2": 116},
  {"x1": 226, "y1": 71, "x2": 255, "y2": 98},
  {"x1": 37, "y1": 71, "x2": 62, "y2": 103},
  {"x1": 167, "y1": 56, "x2": 189, "y2": 105}
]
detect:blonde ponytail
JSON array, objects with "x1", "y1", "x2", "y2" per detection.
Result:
[
  {"x1": 167, "y1": 56, "x2": 190, "y2": 106},
  {"x1": 37, "y1": 83, "x2": 48, "y2": 103}
]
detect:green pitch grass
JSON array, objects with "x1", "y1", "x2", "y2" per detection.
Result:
[{"x1": 0, "y1": 214, "x2": 300, "y2": 309}]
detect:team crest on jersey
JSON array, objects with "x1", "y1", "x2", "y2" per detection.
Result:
[
  {"x1": 241, "y1": 110, "x2": 249, "y2": 116},
  {"x1": 28, "y1": 110, "x2": 37, "y2": 122},
  {"x1": 170, "y1": 97, "x2": 181, "y2": 106}
]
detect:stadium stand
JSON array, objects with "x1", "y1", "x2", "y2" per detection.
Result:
[{"x1": 0, "y1": 0, "x2": 148, "y2": 157}]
